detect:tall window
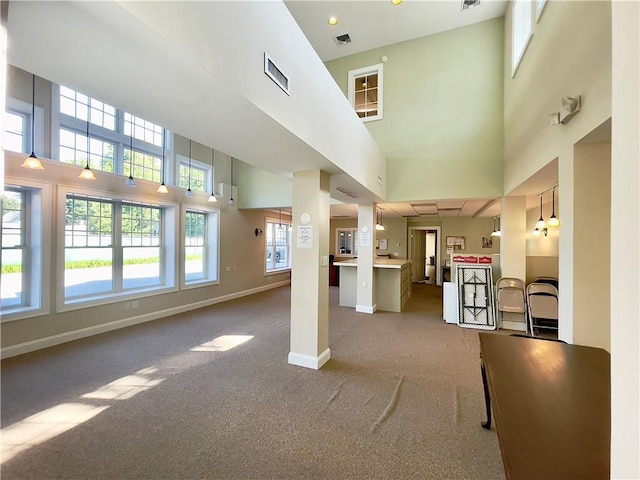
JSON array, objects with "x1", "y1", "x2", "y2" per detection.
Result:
[
  {"x1": 64, "y1": 193, "x2": 170, "y2": 303},
  {"x1": 183, "y1": 208, "x2": 218, "y2": 286},
  {"x1": 512, "y1": 0, "x2": 533, "y2": 75},
  {"x1": 179, "y1": 159, "x2": 209, "y2": 193},
  {"x1": 4, "y1": 112, "x2": 26, "y2": 152},
  {"x1": 2, "y1": 190, "x2": 26, "y2": 308},
  {"x1": 265, "y1": 219, "x2": 291, "y2": 273},
  {"x1": 1, "y1": 182, "x2": 48, "y2": 319},
  {"x1": 348, "y1": 64, "x2": 384, "y2": 122},
  {"x1": 58, "y1": 85, "x2": 165, "y2": 180}
]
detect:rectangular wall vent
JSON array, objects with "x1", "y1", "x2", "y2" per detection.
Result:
[
  {"x1": 335, "y1": 186, "x2": 357, "y2": 199},
  {"x1": 264, "y1": 53, "x2": 290, "y2": 95}
]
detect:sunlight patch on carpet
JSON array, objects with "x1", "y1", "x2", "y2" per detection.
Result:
[{"x1": 191, "y1": 335, "x2": 254, "y2": 352}]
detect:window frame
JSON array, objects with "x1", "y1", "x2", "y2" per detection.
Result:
[
  {"x1": 53, "y1": 84, "x2": 167, "y2": 181},
  {"x1": 181, "y1": 204, "x2": 219, "y2": 289},
  {"x1": 348, "y1": 63, "x2": 384, "y2": 122},
  {"x1": 177, "y1": 154, "x2": 212, "y2": 194},
  {"x1": 56, "y1": 185, "x2": 178, "y2": 312},
  {"x1": 1, "y1": 178, "x2": 51, "y2": 322},
  {"x1": 5, "y1": 97, "x2": 45, "y2": 155},
  {"x1": 336, "y1": 228, "x2": 358, "y2": 258},
  {"x1": 511, "y1": 0, "x2": 534, "y2": 77},
  {"x1": 264, "y1": 217, "x2": 292, "y2": 274}
]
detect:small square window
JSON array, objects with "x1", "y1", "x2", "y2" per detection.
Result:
[{"x1": 348, "y1": 64, "x2": 384, "y2": 122}]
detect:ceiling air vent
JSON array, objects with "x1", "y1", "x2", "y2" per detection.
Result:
[
  {"x1": 264, "y1": 52, "x2": 290, "y2": 95},
  {"x1": 462, "y1": 0, "x2": 480, "y2": 9},
  {"x1": 335, "y1": 33, "x2": 351, "y2": 46}
]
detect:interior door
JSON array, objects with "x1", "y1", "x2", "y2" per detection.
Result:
[{"x1": 410, "y1": 231, "x2": 426, "y2": 282}]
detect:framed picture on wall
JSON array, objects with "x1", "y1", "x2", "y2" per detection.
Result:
[{"x1": 482, "y1": 237, "x2": 493, "y2": 248}]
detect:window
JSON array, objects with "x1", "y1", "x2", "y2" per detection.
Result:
[
  {"x1": 348, "y1": 64, "x2": 384, "y2": 122},
  {"x1": 124, "y1": 113, "x2": 163, "y2": 147},
  {"x1": 265, "y1": 219, "x2": 291, "y2": 273},
  {"x1": 60, "y1": 86, "x2": 116, "y2": 129},
  {"x1": 4, "y1": 112, "x2": 26, "y2": 152},
  {"x1": 125, "y1": 147, "x2": 162, "y2": 183},
  {"x1": 59, "y1": 128, "x2": 115, "y2": 172},
  {"x1": 178, "y1": 157, "x2": 210, "y2": 194},
  {"x1": 57, "y1": 85, "x2": 165, "y2": 180},
  {"x1": 336, "y1": 228, "x2": 358, "y2": 257},
  {"x1": 512, "y1": 0, "x2": 533, "y2": 75},
  {"x1": 1, "y1": 181, "x2": 50, "y2": 320},
  {"x1": 183, "y1": 208, "x2": 219, "y2": 286},
  {"x1": 63, "y1": 192, "x2": 174, "y2": 304}
]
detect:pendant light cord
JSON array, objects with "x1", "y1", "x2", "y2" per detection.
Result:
[
  {"x1": 188, "y1": 140, "x2": 192, "y2": 190},
  {"x1": 30, "y1": 75, "x2": 36, "y2": 156}
]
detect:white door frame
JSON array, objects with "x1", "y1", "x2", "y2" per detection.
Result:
[{"x1": 408, "y1": 226, "x2": 442, "y2": 286}]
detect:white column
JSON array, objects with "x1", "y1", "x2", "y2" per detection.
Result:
[
  {"x1": 289, "y1": 170, "x2": 330, "y2": 370},
  {"x1": 611, "y1": 1, "x2": 639, "y2": 476},
  {"x1": 356, "y1": 203, "x2": 375, "y2": 313},
  {"x1": 557, "y1": 145, "x2": 574, "y2": 344},
  {"x1": 573, "y1": 143, "x2": 611, "y2": 351},
  {"x1": 499, "y1": 196, "x2": 527, "y2": 330}
]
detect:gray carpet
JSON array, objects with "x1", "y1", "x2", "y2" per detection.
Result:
[{"x1": 1, "y1": 284, "x2": 505, "y2": 479}]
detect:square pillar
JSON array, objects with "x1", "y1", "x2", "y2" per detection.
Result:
[{"x1": 289, "y1": 170, "x2": 330, "y2": 370}]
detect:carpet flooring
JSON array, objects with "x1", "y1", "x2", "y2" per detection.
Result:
[{"x1": 1, "y1": 284, "x2": 505, "y2": 479}]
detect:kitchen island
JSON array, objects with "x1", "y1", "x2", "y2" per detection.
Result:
[{"x1": 334, "y1": 259, "x2": 411, "y2": 312}]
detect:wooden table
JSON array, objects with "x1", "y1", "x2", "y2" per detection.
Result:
[{"x1": 479, "y1": 333, "x2": 610, "y2": 480}]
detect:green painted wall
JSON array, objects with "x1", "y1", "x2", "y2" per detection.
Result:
[{"x1": 326, "y1": 18, "x2": 504, "y2": 202}]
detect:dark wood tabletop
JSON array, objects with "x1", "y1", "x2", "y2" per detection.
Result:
[{"x1": 479, "y1": 333, "x2": 610, "y2": 480}]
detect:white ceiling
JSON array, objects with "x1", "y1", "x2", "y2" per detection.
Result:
[
  {"x1": 8, "y1": 0, "x2": 558, "y2": 220},
  {"x1": 284, "y1": 0, "x2": 509, "y2": 62}
]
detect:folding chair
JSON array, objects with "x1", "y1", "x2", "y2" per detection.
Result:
[
  {"x1": 526, "y1": 282, "x2": 559, "y2": 337},
  {"x1": 495, "y1": 278, "x2": 526, "y2": 328}
]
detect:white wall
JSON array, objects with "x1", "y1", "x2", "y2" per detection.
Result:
[{"x1": 610, "y1": 1, "x2": 640, "y2": 476}]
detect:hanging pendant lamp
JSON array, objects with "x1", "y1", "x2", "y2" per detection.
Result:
[
  {"x1": 535, "y1": 195, "x2": 546, "y2": 229},
  {"x1": 547, "y1": 188, "x2": 560, "y2": 227},
  {"x1": 228, "y1": 157, "x2": 235, "y2": 205},
  {"x1": 78, "y1": 114, "x2": 96, "y2": 180},
  {"x1": 208, "y1": 149, "x2": 217, "y2": 203},
  {"x1": 21, "y1": 74, "x2": 44, "y2": 170},
  {"x1": 126, "y1": 134, "x2": 137, "y2": 187},
  {"x1": 157, "y1": 128, "x2": 169, "y2": 193},
  {"x1": 185, "y1": 140, "x2": 194, "y2": 197}
]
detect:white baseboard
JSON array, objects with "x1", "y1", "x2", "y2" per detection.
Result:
[
  {"x1": 355, "y1": 304, "x2": 376, "y2": 314},
  {"x1": 1, "y1": 281, "x2": 290, "y2": 359},
  {"x1": 288, "y1": 348, "x2": 331, "y2": 370},
  {"x1": 501, "y1": 320, "x2": 528, "y2": 332}
]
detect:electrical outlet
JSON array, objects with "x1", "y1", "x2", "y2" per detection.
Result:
[
  {"x1": 131, "y1": 300, "x2": 139, "y2": 309},
  {"x1": 226, "y1": 266, "x2": 231, "y2": 272}
]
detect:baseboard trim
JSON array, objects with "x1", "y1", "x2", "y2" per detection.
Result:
[
  {"x1": 1, "y1": 281, "x2": 290, "y2": 359},
  {"x1": 501, "y1": 320, "x2": 528, "y2": 332},
  {"x1": 288, "y1": 348, "x2": 331, "y2": 370},
  {"x1": 355, "y1": 304, "x2": 376, "y2": 314}
]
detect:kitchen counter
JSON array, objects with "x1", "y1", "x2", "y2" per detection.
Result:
[{"x1": 334, "y1": 259, "x2": 411, "y2": 312}]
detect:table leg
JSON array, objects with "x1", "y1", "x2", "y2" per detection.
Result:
[{"x1": 481, "y1": 361, "x2": 492, "y2": 430}]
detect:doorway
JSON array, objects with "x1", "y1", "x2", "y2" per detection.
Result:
[{"x1": 408, "y1": 227, "x2": 441, "y2": 286}]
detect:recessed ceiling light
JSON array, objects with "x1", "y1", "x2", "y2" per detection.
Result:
[
  {"x1": 328, "y1": 16, "x2": 338, "y2": 25},
  {"x1": 391, "y1": 0, "x2": 402, "y2": 5}
]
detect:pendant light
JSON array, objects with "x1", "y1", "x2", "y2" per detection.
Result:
[
  {"x1": 185, "y1": 140, "x2": 194, "y2": 197},
  {"x1": 21, "y1": 74, "x2": 44, "y2": 170},
  {"x1": 78, "y1": 114, "x2": 96, "y2": 180},
  {"x1": 535, "y1": 195, "x2": 546, "y2": 229},
  {"x1": 228, "y1": 157, "x2": 235, "y2": 205},
  {"x1": 375, "y1": 208, "x2": 385, "y2": 231},
  {"x1": 157, "y1": 128, "x2": 169, "y2": 193},
  {"x1": 547, "y1": 187, "x2": 560, "y2": 227},
  {"x1": 126, "y1": 134, "x2": 137, "y2": 187},
  {"x1": 208, "y1": 149, "x2": 217, "y2": 203}
]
